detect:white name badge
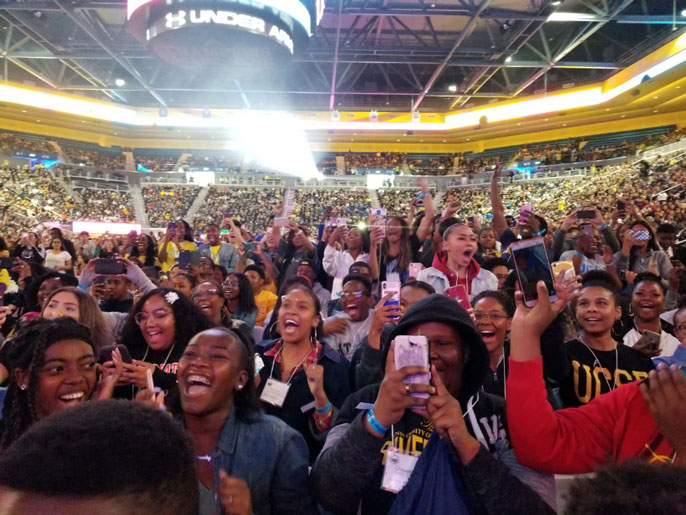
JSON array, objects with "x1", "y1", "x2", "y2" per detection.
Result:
[
  {"x1": 381, "y1": 448, "x2": 419, "y2": 493},
  {"x1": 260, "y1": 378, "x2": 291, "y2": 407}
]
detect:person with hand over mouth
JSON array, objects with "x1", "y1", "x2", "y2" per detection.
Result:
[
  {"x1": 507, "y1": 278, "x2": 686, "y2": 474},
  {"x1": 114, "y1": 288, "x2": 213, "y2": 397},
  {"x1": 256, "y1": 287, "x2": 351, "y2": 462},
  {"x1": 312, "y1": 294, "x2": 555, "y2": 514},
  {"x1": 0, "y1": 318, "x2": 121, "y2": 451},
  {"x1": 326, "y1": 274, "x2": 375, "y2": 360},
  {"x1": 177, "y1": 328, "x2": 316, "y2": 515},
  {"x1": 418, "y1": 223, "x2": 497, "y2": 297}
]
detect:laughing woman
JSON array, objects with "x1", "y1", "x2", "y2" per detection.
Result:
[
  {"x1": 256, "y1": 287, "x2": 351, "y2": 462},
  {"x1": 177, "y1": 328, "x2": 316, "y2": 515},
  {"x1": 192, "y1": 280, "x2": 230, "y2": 328},
  {"x1": 116, "y1": 288, "x2": 213, "y2": 395},
  {"x1": 0, "y1": 318, "x2": 118, "y2": 450}
]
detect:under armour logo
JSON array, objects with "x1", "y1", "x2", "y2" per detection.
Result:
[{"x1": 165, "y1": 10, "x2": 187, "y2": 29}]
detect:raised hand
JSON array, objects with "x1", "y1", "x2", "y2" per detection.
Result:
[
  {"x1": 427, "y1": 365, "x2": 480, "y2": 463},
  {"x1": 304, "y1": 363, "x2": 327, "y2": 408},
  {"x1": 369, "y1": 341, "x2": 436, "y2": 433},
  {"x1": 639, "y1": 364, "x2": 686, "y2": 461}
]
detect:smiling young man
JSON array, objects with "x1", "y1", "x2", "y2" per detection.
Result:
[
  {"x1": 417, "y1": 223, "x2": 497, "y2": 297},
  {"x1": 327, "y1": 274, "x2": 375, "y2": 360},
  {"x1": 198, "y1": 223, "x2": 239, "y2": 273}
]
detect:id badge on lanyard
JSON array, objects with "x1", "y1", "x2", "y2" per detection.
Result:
[
  {"x1": 381, "y1": 424, "x2": 419, "y2": 493},
  {"x1": 260, "y1": 378, "x2": 291, "y2": 407},
  {"x1": 381, "y1": 446, "x2": 419, "y2": 493}
]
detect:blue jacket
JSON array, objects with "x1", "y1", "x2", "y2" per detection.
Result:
[
  {"x1": 206, "y1": 407, "x2": 317, "y2": 515},
  {"x1": 198, "y1": 242, "x2": 239, "y2": 272},
  {"x1": 255, "y1": 339, "x2": 352, "y2": 462}
]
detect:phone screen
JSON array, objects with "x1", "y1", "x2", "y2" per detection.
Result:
[{"x1": 511, "y1": 239, "x2": 556, "y2": 304}]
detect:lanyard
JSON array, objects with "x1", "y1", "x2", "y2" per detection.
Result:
[{"x1": 268, "y1": 342, "x2": 314, "y2": 385}]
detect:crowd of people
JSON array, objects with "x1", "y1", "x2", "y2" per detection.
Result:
[
  {"x1": 343, "y1": 151, "x2": 407, "y2": 173},
  {"x1": 142, "y1": 185, "x2": 201, "y2": 227},
  {"x1": 0, "y1": 150, "x2": 686, "y2": 513},
  {"x1": 0, "y1": 132, "x2": 52, "y2": 155},
  {"x1": 193, "y1": 186, "x2": 284, "y2": 233},
  {"x1": 2, "y1": 122, "x2": 686, "y2": 512},
  {"x1": 185, "y1": 153, "x2": 242, "y2": 170},
  {"x1": 63, "y1": 148, "x2": 126, "y2": 170},
  {"x1": 407, "y1": 154, "x2": 455, "y2": 175},
  {"x1": 78, "y1": 188, "x2": 135, "y2": 223},
  {"x1": 294, "y1": 189, "x2": 372, "y2": 229},
  {"x1": 136, "y1": 156, "x2": 178, "y2": 171}
]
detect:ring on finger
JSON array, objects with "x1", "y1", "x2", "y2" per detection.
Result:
[{"x1": 404, "y1": 383, "x2": 410, "y2": 394}]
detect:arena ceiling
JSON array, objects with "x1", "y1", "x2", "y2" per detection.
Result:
[{"x1": 1, "y1": 0, "x2": 685, "y2": 113}]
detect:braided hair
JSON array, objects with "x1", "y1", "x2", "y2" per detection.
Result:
[{"x1": 0, "y1": 318, "x2": 95, "y2": 450}]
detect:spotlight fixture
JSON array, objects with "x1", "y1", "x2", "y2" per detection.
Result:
[
  {"x1": 448, "y1": 84, "x2": 457, "y2": 93},
  {"x1": 115, "y1": 78, "x2": 126, "y2": 87}
]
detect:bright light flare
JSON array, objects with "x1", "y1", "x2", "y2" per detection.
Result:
[{"x1": 238, "y1": 112, "x2": 323, "y2": 181}]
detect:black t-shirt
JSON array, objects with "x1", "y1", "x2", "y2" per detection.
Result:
[{"x1": 543, "y1": 338, "x2": 654, "y2": 408}]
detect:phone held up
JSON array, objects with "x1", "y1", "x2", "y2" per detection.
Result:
[
  {"x1": 510, "y1": 237, "x2": 557, "y2": 307},
  {"x1": 94, "y1": 258, "x2": 126, "y2": 275},
  {"x1": 394, "y1": 335, "x2": 431, "y2": 403}
]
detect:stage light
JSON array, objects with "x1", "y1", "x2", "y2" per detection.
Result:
[
  {"x1": 115, "y1": 78, "x2": 126, "y2": 87},
  {"x1": 448, "y1": 84, "x2": 457, "y2": 92},
  {"x1": 505, "y1": 56, "x2": 512, "y2": 63}
]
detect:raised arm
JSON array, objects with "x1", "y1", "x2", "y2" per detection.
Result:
[{"x1": 490, "y1": 164, "x2": 508, "y2": 238}]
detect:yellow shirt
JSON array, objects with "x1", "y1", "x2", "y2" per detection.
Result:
[
  {"x1": 254, "y1": 289, "x2": 278, "y2": 328},
  {"x1": 264, "y1": 281, "x2": 277, "y2": 295},
  {"x1": 158, "y1": 240, "x2": 197, "y2": 272},
  {"x1": 209, "y1": 245, "x2": 222, "y2": 265}
]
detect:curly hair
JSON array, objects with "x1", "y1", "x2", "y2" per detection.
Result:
[
  {"x1": 0, "y1": 317, "x2": 95, "y2": 450},
  {"x1": 117, "y1": 288, "x2": 214, "y2": 359}
]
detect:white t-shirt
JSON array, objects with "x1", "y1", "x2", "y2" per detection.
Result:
[
  {"x1": 559, "y1": 251, "x2": 606, "y2": 274},
  {"x1": 44, "y1": 250, "x2": 72, "y2": 271},
  {"x1": 326, "y1": 311, "x2": 374, "y2": 360},
  {"x1": 623, "y1": 327, "x2": 679, "y2": 357}
]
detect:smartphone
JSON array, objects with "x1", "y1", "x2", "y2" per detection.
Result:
[
  {"x1": 178, "y1": 250, "x2": 201, "y2": 269},
  {"x1": 576, "y1": 210, "x2": 596, "y2": 219},
  {"x1": 331, "y1": 217, "x2": 347, "y2": 229},
  {"x1": 580, "y1": 223, "x2": 594, "y2": 237},
  {"x1": 98, "y1": 344, "x2": 133, "y2": 364},
  {"x1": 371, "y1": 208, "x2": 387, "y2": 239},
  {"x1": 630, "y1": 230, "x2": 650, "y2": 241},
  {"x1": 224, "y1": 212, "x2": 232, "y2": 219},
  {"x1": 518, "y1": 203, "x2": 533, "y2": 226},
  {"x1": 381, "y1": 280, "x2": 401, "y2": 320},
  {"x1": 0, "y1": 283, "x2": 6, "y2": 307},
  {"x1": 616, "y1": 200, "x2": 625, "y2": 212},
  {"x1": 243, "y1": 242, "x2": 255, "y2": 252},
  {"x1": 94, "y1": 258, "x2": 126, "y2": 275},
  {"x1": 167, "y1": 222, "x2": 176, "y2": 235},
  {"x1": 467, "y1": 216, "x2": 475, "y2": 225},
  {"x1": 416, "y1": 197, "x2": 425, "y2": 207},
  {"x1": 641, "y1": 330, "x2": 661, "y2": 352},
  {"x1": 445, "y1": 285, "x2": 471, "y2": 311},
  {"x1": 273, "y1": 217, "x2": 290, "y2": 228},
  {"x1": 394, "y1": 335, "x2": 431, "y2": 402},
  {"x1": 93, "y1": 276, "x2": 107, "y2": 285},
  {"x1": 408, "y1": 262, "x2": 424, "y2": 278},
  {"x1": 510, "y1": 237, "x2": 557, "y2": 307},
  {"x1": 0, "y1": 257, "x2": 15, "y2": 269}
]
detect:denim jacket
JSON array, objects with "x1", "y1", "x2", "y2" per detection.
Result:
[{"x1": 204, "y1": 407, "x2": 317, "y2": 515}]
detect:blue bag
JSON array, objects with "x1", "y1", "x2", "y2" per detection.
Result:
[{"x1": 390, "y1": 432, "x2": 472, "y2": 515}]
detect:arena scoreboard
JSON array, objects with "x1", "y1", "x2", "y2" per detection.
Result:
[{"x1": 128, "y1": 0, "x2": 324, "y2": 70}]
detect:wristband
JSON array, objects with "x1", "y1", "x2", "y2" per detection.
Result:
[
  {"x1": 599, "y1": 222, "x2": 608, "y2": 230},
  {"x1": 574, "y1": 251, "x2": 585, "y2": 259},
  {"x1": 78, "y1": 284, "x2": 89, "y2": 290},
  {"x1": 315, "y1": 401, "x2": 331, "y2": 414},
  {"x1": 366, "y1": 409, "x2": 388, "y2": 436}
]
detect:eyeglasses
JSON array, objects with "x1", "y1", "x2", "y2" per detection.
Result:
[
  {"x1": 340, "y1": 291, "x2": 367, "y2": 299},
  {"x1": 224, "y1": 282, "x2": 240, "y2": 288},
  {"x1": 192, "y1": 289, "x2": 220, "y2": 300},
  {"x1": 134, "y1": 310, "x2": 173, "y2": 325},
  {"x1": 473, "y1": 312, "x2": 508, "y2": 322}
]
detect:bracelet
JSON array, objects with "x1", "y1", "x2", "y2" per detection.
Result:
[
  {"x1": 599, "y1": 222, "x2": 608, "y2": 230},
  {"x1": 315, "y1": 401, "x2": 331, "y2": 414},
  {"x1": 574, "y1": 251, "x2": 585, "y2": 259},
  {"x1": 366, "y1": 409, "x2": 388, "y2": 436},
  {"x1": 78, "y1": 284, "x2": 89, "y2": 290}
]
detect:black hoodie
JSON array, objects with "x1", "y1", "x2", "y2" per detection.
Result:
[{"x1": 311, "y1": 295, "x2": 555, "y2": 515}]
